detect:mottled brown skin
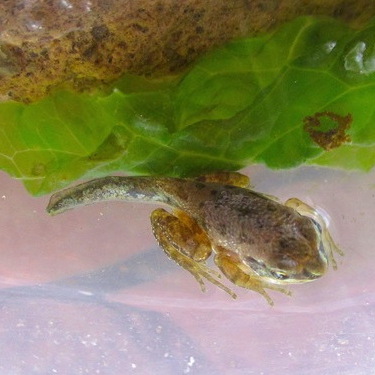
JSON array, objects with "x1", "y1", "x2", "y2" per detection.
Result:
[{"x1": 47, "y1": 172, "x2": 342, "y2": 304}]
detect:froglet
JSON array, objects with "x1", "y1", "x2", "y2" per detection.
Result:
[{"x1": 47, "y1": 171, "x2": 342, "y2": 304}]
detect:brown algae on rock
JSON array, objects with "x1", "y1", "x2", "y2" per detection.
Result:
[{"x1": 1, "y1": 0, "x2": 374, "y2": 103}]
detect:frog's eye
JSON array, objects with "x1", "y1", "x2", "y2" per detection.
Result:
[
  {"x1": 311, "y1": 219, "x2": 323, "y2": 234},
  {"x1": 270, "y1": 270, "x2": 289, "y2": 280}
]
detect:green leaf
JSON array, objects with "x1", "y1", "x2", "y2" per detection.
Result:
[{"x1": 1, "y1": 16, "x2": 375, "y2": 195}]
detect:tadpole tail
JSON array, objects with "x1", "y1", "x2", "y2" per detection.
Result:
[{"x1": 46, "y1": 176, "x2": 170, "y2": 215}]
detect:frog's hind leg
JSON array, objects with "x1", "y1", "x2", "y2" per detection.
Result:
[
  {"x1": 194, "y1": 171, "x2": 251, "y2": 188},
  {"x1": 150, "y1": 208, "x2": 237, "y2": 299},
  {"x1": 285, "y1": 198, "x2": 343, "y2": 269},
  {"x1": 195, "y1": 171, "x2": 281, "y2": 201},
  {"x1": 214, "y1": 249, "x2": 291, "y2": 305}
]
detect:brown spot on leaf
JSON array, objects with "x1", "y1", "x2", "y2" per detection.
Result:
[{"x1": 303, "y1": 111, "x2": 352, "y2": 151}]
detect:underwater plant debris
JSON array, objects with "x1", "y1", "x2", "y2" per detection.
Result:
[{"x1": 303, "y1": 111, "x2": 352, "y2": 151}]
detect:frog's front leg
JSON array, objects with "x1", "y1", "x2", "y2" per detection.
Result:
[
  {"x1": 285, "y1": 198, "x2": 343, "y2": 269},
  {"x1": 150, "y1": 208, "x2": 237, "y2": 299},
  {"x1": 214, "y1": 249, "x2": 291, "y2": 305}
]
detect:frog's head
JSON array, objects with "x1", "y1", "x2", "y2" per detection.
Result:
[{"x1": 245, "y1": 218, "x2": 328, "y2": 284}]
